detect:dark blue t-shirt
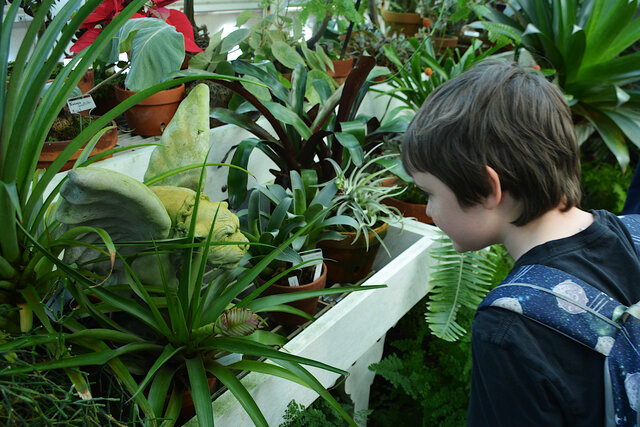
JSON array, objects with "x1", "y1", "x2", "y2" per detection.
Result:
[{"x1": 468, "y1": 210, "x2": 640, "y2": 426}]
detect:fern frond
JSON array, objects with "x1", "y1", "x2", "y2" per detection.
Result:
[
  {"x1": 481, "y1": 21, "x2": 522, "y2": 46},
  {"x1": 426, "y1": 232, "x2": 497, "y2": 342}
]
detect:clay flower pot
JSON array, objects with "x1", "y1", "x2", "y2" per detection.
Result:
[
  {"x1": 38, "y1": 118, "x2": 118, "y2": 171},
  {"x1": 381, "y1": 9, "x2": 422, "y2": 38},
  {"x1": 318, "y1": 222, "x2": 389, "y2": 284},
  {"x1": 380, "y1": 178, "x2": 434, "y2": 225},
  {"x1": 114, "y1": 83, "x2": 185, "y2": 137},
  {"x1": 262, "y1": 263, "x2": 328, "y2": 326},
  {"x1": 328, "y1": 56, "x2": 354, "y2": 85}
]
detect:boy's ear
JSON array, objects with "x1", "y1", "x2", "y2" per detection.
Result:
[{"x1": 483, "y1": 166, "x2": 502, "y2": 209}]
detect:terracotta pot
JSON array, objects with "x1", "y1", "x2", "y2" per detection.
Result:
[
  {"x1": 328, "y1": 56, "x2": 354, "y2": 85},
  {"x1": 262, "y1": 263, "x2": 328, "y2": 326},
  {"x1": 38, "y1": 118, "x2": 118, "y2": 171},
  {"x1": 381, "y1": 9, "x2": 422, "y2": 38},
  {"x1": 380, "y1": 178, "x2": 434, "y2": 225},
  {"x1": 318, "y1": 223, "x2": 389, "y2": 284},
  {"x1": 77, "y1": 70, "x2": 94, "y2": 94},
  {"x1": 382, "y1": 195, "x2": 434, "y2": 225},
  {"x1": 114, "y1": 83, "x2": 185, "y2": 136}
]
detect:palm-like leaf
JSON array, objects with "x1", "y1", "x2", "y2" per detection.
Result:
[{"x1": 426, "y1": 232, "x2": 497, "y2": 342}]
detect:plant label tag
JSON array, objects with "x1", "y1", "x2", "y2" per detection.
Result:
[
  {"x1": 300, "y1": 249, "x2": 323, "y2": 281},
  {"x1": 67, "y1": 94, "x2": 96, "y2": 114},
  {"x1": 463, "y1": 30, "x2": 481, "y2": 38},
  {"x1": 288, "y1": 276, "x2": 300, "y2": 287}
]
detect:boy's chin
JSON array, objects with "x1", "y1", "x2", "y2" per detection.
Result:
[{"x1": 452, "y1": 240, "x2": 486, "y2": 253}]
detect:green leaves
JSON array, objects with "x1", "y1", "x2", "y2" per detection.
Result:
[
  {"x1": 478, "y1": 0, "x2": 640, "y2": 170},
  {"x1": 271, "y1": 41, "x2": 306, "y2": 69},
  {"x1": 426, "y1": 233, "x2": 497, "y2": 342},
  {"x1": 118, "y1": 18, "x2": 185, "y2": 92}
]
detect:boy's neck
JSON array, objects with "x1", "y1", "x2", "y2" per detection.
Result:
[{"x1": 503, "y1": 207, "x2": 594, "y2": 261}]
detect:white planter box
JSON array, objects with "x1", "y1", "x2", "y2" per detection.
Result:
[{"x1": 185, "y1": 218, "x2": 440, "y2": 426}]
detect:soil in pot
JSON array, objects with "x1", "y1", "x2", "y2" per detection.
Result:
[
  {"x1": 318, "y1": 222, "x2": 389, "y2": 284},
  {"x1": 39, "y1": 112, "x2": 118, "y2": 171},
  {"x1": 261, "y1": 263, "x2": 328, "y2": 326},
  {"x1": 114, "y1": 83, "x2": 185, "y2": 137}
]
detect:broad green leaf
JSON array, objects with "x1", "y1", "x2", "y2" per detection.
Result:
[
  {"x1": 271, "y1": 41, "x2": 305, "y2": 69},
  {"x1": 119, "y1": 18, "x2": 185, "y2": 92},
  {"x1": 334, "y1": 132, "x2": 364, "y2": 167},
  {"x1": 220, "y1": 28, "x2": 250, "y2": 53},
  {"x1": 262, "y1": 101, "x2": 312, "y2": 139},
  {"x1": 236, "y1": 10, "x2": 252, "y2": 26}
]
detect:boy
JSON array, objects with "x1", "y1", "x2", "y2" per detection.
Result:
[{"x1": 402, "y1": 59, "x2": 640, "y2": 425}]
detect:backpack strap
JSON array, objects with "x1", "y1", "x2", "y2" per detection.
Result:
[{"x1": 478, "y1": 264, "x2": 624, "y2": 355}]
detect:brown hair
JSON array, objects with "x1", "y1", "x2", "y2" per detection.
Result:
[{"x1": 402, "y1": 59, "x2": 581, "y2": 226}]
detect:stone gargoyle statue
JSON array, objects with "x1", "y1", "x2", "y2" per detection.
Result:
[{"x1": 55, "y1": 83, "x2": 248, "y2": 287}]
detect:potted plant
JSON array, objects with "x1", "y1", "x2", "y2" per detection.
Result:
[
  {"x1": 70, "y1": 0, "x2": 204, "y2": 136},
  {"x1": 381, "y1": 0, "x2": 422, "y2": 38},
  {"x1": 238, "y1": 169, "x2": 359, "y2": 325},
  {"x1": 418, "y1": 0, "x2": 476, "y2": 52},
  {"x1": 36, "y1": 82, "x2": 119, "y2": 171},
  {"x1": 208, "y1": 55, "x2": 405, "y2": 208},
  {"x1": 111, "y1": 17, "x2": 189, "y2": 136},
  {"x1": 317, "y1": 152, "x2": 406, "y2": 284}
]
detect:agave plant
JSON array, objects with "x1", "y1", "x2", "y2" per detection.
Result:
[{"x1": 473, "y1": 0, "x2": 640, "y2": 170}]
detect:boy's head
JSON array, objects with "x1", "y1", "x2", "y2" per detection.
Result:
[{"x1": 402, "y1": 59, "x2": 581, "y2": 226}]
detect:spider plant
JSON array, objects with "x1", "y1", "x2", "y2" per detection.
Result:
[
  {"x1": 473, "y1": 0, "x2": 640, "y2": 170},
  {"x1": 0, "y1": 0, "x2": 254, "y2": 335}
]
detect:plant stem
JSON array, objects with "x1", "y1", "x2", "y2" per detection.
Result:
[
  {"x1": 18, "y1": 302, "x2": 33, "y2": 333},
  {"x1": 86, "y1": 66, "x2": 128, "y2": 95}
]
